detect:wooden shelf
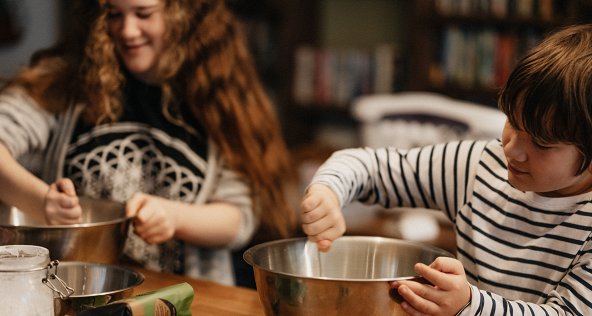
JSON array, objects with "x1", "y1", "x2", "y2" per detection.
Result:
[
  {"x1": 231, "y1": 0, "x2": 592, "y2": 145},
  {"x1": 407, "y1": 0, "x2": 592, "y2": 102}
]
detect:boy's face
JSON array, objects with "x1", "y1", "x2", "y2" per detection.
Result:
[{"x1": 501, "y1": 120, "x2": 592, "y2": 197}]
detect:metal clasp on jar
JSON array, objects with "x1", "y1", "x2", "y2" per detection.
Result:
[{"x1": 43, "y1": 260, "x2": 75, "y2": 299}]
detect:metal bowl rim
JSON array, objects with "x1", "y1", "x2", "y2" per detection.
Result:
[
  {"x1": 243, "y1": 236, "x2": 453, "y2": 282},
  {"x1": 0, "y1": 197, "x2": 129, "y2": 228},
  {"x1": 57, "y1": 261, "x2": 145, "y2": 298},
  {"x1": 0, "y1": 216, "x2": 130, "y2": 229}
]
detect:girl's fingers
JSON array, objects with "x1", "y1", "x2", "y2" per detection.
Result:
[
  {"x1": 56, "y1": 178, "x2": 77, "y2": 196},
  {"x1": 126, "y1": 193, "x2": 146, "y2": 217},
  {"x1": 58, "y1": 195, "x2": 79, "y2": 208}
]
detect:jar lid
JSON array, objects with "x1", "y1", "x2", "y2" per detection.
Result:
[{"x1": 0, "y1": 245, "x2": 50, "y2": 271}]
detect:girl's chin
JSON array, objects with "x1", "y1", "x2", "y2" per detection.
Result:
[{"x1": 124, "y1": 64, "x2": 151, "y2": 76}]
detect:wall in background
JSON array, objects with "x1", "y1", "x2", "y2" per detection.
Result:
[
  {"x1": 320, "y1": 0, "x2": 408, "y2": 48},
  {"x1": 0, "y1": 0, "x2": 60, "y2": 78}
]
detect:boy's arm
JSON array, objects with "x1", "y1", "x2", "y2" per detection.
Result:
[{"x1": 310, "y1": 141, "x2": 487, "y2": 213}]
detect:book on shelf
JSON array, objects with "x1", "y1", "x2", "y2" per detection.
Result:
[
  {"x1": 292, "y1": 45, "x2": 399, "y2": 107},
  {"x1": 494, "y1": 33, "x2": 517, "y2": 88},
  {"x1": 293, "y1": 46, "x2": 316, "y2": 105},
  {"x1": 435, "y1": 0, "x2": 563, "y2": 20},
  {"x1": 438, "y1": 26, "x2": 542, "y2": 90}
]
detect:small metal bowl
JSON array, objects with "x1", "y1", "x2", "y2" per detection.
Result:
[
  {"x1": 0, "y1": 197, "x2": 130, "y2": 264},
  {"x1": 53, "y1": 261, "x2": 144, "y2": 315}
]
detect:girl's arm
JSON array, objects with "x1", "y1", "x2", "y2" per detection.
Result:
[
  {"x1": 126, "y1": 194, "x2": 242, "y2": 247},
  {"x1": 126, "y1": 162, "x2": 255, "y2": 249},
  {"x1": 0, "y1": 142, "x2": 48, "y2": 218},
  {"x1": 0, "y1": 143, "x2": 82, "y2": 224},
  {"x1": 0, "y1": 88, "x2": 82, "y2": 223}
]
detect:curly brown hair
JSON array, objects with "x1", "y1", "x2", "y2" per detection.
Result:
[{"x1": 5, "y1": 0, "x2": 296, "y2": 240}]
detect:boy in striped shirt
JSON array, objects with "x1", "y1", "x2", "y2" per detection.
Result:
[{"x1": 301, "y1": 24, "x2": 592, "y2": 315}]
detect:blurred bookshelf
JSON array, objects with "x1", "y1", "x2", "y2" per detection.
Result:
[
  {"x1": 228, "y1": 0, "x2": 408, "y2": 148},
  {"x1": 408, "y1": 0, "x2": 592, "y2": 106},
  {"x1": 228, "y1": 0, "x2": 592, "y2": 147}
]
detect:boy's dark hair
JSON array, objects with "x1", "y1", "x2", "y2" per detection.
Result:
[{"x1": 499, "y1": 24, "x2": 592, "y2": 174}]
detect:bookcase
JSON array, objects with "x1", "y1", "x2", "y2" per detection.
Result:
[
  {"x1": 407, "y1": 0, "x2": 592, "y2": 106},
  {"x1": 229, "y1": 0, "x2": 592, "y2": 147},
  {"x1": 228, "y1": 0, "x2": 409, "y2": 148}
]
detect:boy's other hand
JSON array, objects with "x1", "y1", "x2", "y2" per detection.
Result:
[
  {"x1": 390, "y1": 257, "x2": 471, "y2": 316},
  {"x1": 300, "y1": 184, "x2": 345, "y2": 251}
]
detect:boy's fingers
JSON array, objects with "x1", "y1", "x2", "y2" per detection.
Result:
[
  {"x1": 301, "y1": 194, "x2": 321, "y2": 213},
  {"x1": 397, "y1": 284, "x2": 439, "y2": 315},
  {"x1": 417, "y1": 258, "x2": 464, "y2": 290},
  {"x1": 317, "y1": 239, "x2": 332, "y2": 251}
]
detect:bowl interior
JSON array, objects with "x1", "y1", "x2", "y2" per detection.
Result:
[
  {"x1": 0, "y1": 197, "x2": 127, "y2": 227},
  {"x1": 244, "y1": 236, "x2": 452, "y2": 281},
  {"x1": 56, "y1": 261, "x2": 144, "y2": 297}
]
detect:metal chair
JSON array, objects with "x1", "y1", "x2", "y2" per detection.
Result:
[{"x1": 344, "y1": 92, "x2": 506, "y2": 250}]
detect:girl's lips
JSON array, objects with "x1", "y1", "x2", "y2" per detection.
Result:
[
  {"x1": 125, "y1": 43, "x2": 144, "y2": 49},
  {"x1": 121, "y1": 42, "x2": 147, "y2": 53}
]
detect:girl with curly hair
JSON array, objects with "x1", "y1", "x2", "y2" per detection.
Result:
[{"x1": 0, "y1": 0, "x2": 295, "y2": 285}]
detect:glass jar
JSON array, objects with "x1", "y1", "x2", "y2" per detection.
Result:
[{"x1": 0, "y1": 245, "x2": 54, "y2": 315}]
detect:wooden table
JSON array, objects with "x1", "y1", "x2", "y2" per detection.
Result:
[{"x1": 133, "y1": 267, "x2": 265, "y2": 315}]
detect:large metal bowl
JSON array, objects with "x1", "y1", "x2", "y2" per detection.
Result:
[
  {"x1": 53, "y1": 261, "x2": 144, "y2": 315},
  {"x1": 243, "y1": 236, "x2": 453, "y2": 316},
  {"x1": 0, "y1": 197, "x2": 130, "y2": 264}
]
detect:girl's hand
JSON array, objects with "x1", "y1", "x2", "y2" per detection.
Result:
[
  {"x1": 300, "y1": 184, "x2": 346, "y2": 251},
  {"x1": 126, "y1": 193, "x2": 178, "y2": 245},
  {"x1": 390, "y1": 257, "x2": 471, "y2": 316},
  {"x1": 44, "y1": 178, "x2": 82, "y2": 224}
]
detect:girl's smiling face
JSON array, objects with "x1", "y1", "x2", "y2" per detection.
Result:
[
  {"x1": 106, "y1": 0, "x2": 166, "y2": 84},
  {"x1": 501, "y1": 119, "x2": 592, "y2": 197}
]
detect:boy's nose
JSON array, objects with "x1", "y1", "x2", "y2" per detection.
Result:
[{"x1": 503, "y1": 135, "x2": 527, "y2": 162}]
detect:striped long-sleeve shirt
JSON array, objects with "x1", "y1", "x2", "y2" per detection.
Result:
[{"x1": 311, "y1": 139, "x2": 592, "y2": 315}]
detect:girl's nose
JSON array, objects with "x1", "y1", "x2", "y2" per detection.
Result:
[{"x1": 120, "y1": 16, "x2": 140, "y2": 39}]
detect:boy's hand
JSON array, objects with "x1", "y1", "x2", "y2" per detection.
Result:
[
  {"x1": 44, "y1": 178, "x2": 82, "y2": 224},
  {"x1": 390, "y1": 257, "x2": 471, "y2": 316},
  {"x1": 300, "y1": 184, "x2": 345, "y2": 251},
  {"x1": 126, "y1": 193, "x2": 177, "y2": 245}
]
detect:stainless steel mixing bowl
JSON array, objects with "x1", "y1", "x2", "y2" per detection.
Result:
[
  {"x1": 243, "y1": 236, "x2": 453, "y2": 316},
  {"x1": 0, "y1": 197, "x2": 130, "y2": 264},
  {"x1": 52, "y1": 261, "x2": 144, "y2": 315}
]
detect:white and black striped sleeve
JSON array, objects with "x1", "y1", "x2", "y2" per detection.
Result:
[{"x1": 311, "y1": 140, "x2": 487, "y2": 222}]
